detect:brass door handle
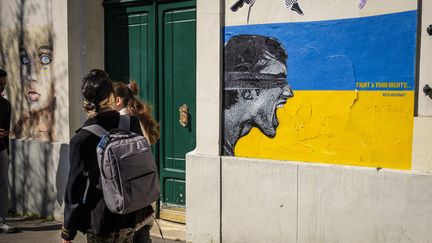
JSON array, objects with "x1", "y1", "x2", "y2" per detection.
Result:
[{"x1": 179, "y1": 104, "x2": 189, "y2": 127}]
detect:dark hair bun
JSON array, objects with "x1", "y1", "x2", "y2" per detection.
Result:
[
  {"x1": 83, "y1": 101, "x2": 96, "y2": 112},
  {"x1": 82, "y1": 69, "x2": 113, "y2": 111},
  {"x1": 129, "y1": 81, "x2": 139, "y2": 96}
]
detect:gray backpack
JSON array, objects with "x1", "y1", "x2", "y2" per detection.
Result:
[{"x1": 82, "y1": 115, "x2": 160, "y2": 214}]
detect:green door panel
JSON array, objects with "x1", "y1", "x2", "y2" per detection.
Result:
[
  {"x1": 158, "y1": 1, "x2": 196, "y2": 207},
  {"x1": 106, "y1": 5, "x2": 156, "y2": 104},
  {"x1": 165, "y1": 179, "x2": 186, "y2": 205}
]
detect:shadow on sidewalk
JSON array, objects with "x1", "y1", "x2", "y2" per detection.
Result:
[
  {"x1": 5, "y1": 218, "x2": 63, "y2": 232},
  {"x1": 16, "y1": 223, "x2": 61, "y2": 231}
]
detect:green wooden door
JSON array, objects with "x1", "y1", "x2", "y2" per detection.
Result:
[
  {"x1": 105, "y1": 1, "x2": 196, "y2": 216},
  {"x1": 158, "y1": 1, "x2": 196, "y2": 209},
  {"x1": 105, "y1": 5, "x2": 156, "y2": 105}
]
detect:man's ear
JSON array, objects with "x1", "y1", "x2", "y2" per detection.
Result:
[{"x1": 240, "y1": 89, "x2": 253, "y2": 100}]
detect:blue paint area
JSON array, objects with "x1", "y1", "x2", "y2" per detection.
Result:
[{"x1": 224, "y1": 11, "x2": 417, "y2": 91}]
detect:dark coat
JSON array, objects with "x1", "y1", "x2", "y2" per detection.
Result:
[
  {"x1": 0, "y1": 96, "x2": 11, "y2": 154},
  {"x1": 62, "y1": 110, "x2": 153, "y2": 240}
]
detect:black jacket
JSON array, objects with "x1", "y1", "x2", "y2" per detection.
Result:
[
  {"x1": 0, "y1": 96, "x2": 11, "y2": 154},
  {"x1": 62, "y1": 110, "x2": 153, "y2": 240}
]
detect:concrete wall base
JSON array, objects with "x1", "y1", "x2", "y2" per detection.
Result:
[
  {"x1": 8, "y1": 139, "x2": 69, "y2": 219},
  {"x1": 186, "y1": 153, "x2": 221, "y2": 243},
  {"x1": 187, "y1": 155, "x2": 432, "y2": 243}
]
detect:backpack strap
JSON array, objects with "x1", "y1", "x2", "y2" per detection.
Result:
[
  {"x1": 81, "y1": 125, "x2": 108, "y2": 138},
  {"x1": 81, "y1": 115, "x2": 130, "y2": 137},
  {"x1": 118, "y1": 115, "x2": 130, "y2": 131}
]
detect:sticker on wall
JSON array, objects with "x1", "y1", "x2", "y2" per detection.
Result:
[
  {"x1": 284, "y1": 0, "x2": 304, "y2": 15},
  {"x1": 230, "y1": 0, "x2": 304, "y2": 24},
  {"x1": 223, "y1": 9, "x2": 417, "y2": 170},
  {"x1": 359, "y1": 0, "x2": 368, "y2": 9},
  {"x1": 230, "y1": 0, "x2": 255, "y2": 12}
]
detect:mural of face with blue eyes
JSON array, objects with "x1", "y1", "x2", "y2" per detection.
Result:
[
  {"x1": 0, "y1": 1, "x2": 57, "y2": 141},
  {"x1": 19, "y1": 45, "x2": 54, "y2": 111}
]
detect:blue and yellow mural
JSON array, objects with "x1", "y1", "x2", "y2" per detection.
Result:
[{"x1": 223, "y1": 3, "x2": 417, "y2": 170}]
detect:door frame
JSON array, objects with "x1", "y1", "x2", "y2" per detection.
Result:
[
  {"x1": 103, "y1": 0, "x2": 196, "y2": 223},
  {"x1": 157, "y1": 0, "x2": 196, "y2": 223}
]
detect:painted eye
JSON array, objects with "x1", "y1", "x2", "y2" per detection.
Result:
[
  {"x1": 39, "y1": 54, "x2": 51, "y2": 65},
  {"x1": 21, "y1": 55, "x2": 30, "y2": 65}
]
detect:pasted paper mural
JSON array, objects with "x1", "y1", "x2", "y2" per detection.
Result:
[
  {"x1": 223, "y1": 35, "x2": 294, "y2": 156},
  {"x1": 223, "y1": 1, "x2": 417, "y2": 169},
  {"x1": 0, "y1": 1, "x2": 56, "y2": 141}
]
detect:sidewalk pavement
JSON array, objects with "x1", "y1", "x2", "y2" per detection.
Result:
[{"x1": 0, "y1": 218, "x2": 185, "y2": 243}]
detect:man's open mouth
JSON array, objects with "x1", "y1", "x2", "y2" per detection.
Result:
[
  {"x1": 276, "y1": 99, "x2": 287, "y2": 108},
  {"x1": 272, "y1": 99, "x2": 287, "y2": 127}
]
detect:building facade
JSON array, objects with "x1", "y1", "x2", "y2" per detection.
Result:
[
  {"x1": 188, "y1": 0, "x2": 432, "y2": 242},
  {"x1": 1, "y1": 0, "x2": 432, "y2": 242}
]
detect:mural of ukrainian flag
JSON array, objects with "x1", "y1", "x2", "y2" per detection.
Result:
[{"x1": 223, "y1": 1, "x2": 417, "y2": 170}]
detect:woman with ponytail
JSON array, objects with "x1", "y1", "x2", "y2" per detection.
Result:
[
  {"x1": 112, "y1": 81, "x2": 159, "y2": 243},
  {"x1": 113, "y1": 81, "x2": 160, "y2": 145},
  {"x1": 62, "y1": 69, "x2": 153, "y2": 243}
]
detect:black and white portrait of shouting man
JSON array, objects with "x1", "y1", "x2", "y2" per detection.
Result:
[{"x1": 223, "y1": 35, "x2": 294, "y2": 156}]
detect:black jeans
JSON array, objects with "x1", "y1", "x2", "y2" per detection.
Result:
[{"x1": 0, "y1": 150, "x2": 9, "y2": 219}]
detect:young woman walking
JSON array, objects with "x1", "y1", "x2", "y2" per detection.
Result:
[
  {"x1": 113, "y1": 81, "x2": 159, "y2": 145},
  {"x1": 112, "y1": 81, "x2": 160, "y2": 243},
  {"x1": 61, "y1": 69, "x2": 153, "y2": 243}
]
